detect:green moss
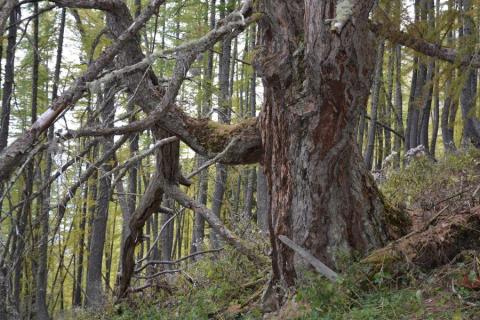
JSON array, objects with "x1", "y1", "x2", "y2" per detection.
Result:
[{"x1": 186, "y1": 117, "x2": 257, "y2": 153}]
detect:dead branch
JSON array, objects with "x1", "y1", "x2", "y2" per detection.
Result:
[
  {"x1": 134, "y1": 269, "x2": 182, "y2": 280},
  {"x1": 135, "y1": 208, "x2": 183, "y2": 266},
  {"x1": 186, "y1": 136, "x2": 240, "y2": 179},
  {"x1": 0, "y1": 138, "x2": 100, "y2": 223},
  {"x1": 101, "y1": 136, "x2": 179, "y2": 180},
  {"x1": 135, "y1": 248, "x2": 224, "y2": 274},
  {"x1": 90, "y1": 0, "x2": 256, "y2": 88},
  {"x1": 278, "y1": 235, "x2": 339, "y2": 282},
  {"x1": 161, "y1": 176, "x2": 267, "y2": 266},
  {"x1": 370, "y1": 21, "x2": 480, "y2": 68}
]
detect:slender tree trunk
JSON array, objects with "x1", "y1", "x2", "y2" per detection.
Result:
[
  {"x1": 36, "y1": 8, "x2": 65, "y2": 318},
  {"x1": 385, "y1": 46, "x2": 394, "y2": 158},
  {"x1": 394, "y1": 45, "x2": 404, "y2": 167},
  {"x1": 243, "y1": 27, "x2": 257, "y2": 219},
  {"x1": 430, "y1": 65, "x2": 440, "y2": 157},
  {"x1": 0, "y1": 6, "x2": 17, "y2": 215},
  {"x1": 73, "y1": 183, "x2": 88, "y2": 307},
  {"x1": 357, "y1": 108, "x2": 366, "y2": 152},
  {"x1": 161, "y1": 198, "x2": 174, "y2": 266},
  {"x1": 258, "y1": 0, "x2": 390, "y2": 293},
  {"x1": 460, "y1": 0, "x2": 480, "y2": 147},
  {"x1": 419, "y1": 61, "x2": 434, "y2": 150},
  {"x1": 364, "y1": 40, "x2": 385, "y2": 170},
  {"x1": 405, "y1": 57, "x2": 418, "y2": 152},
  {"x1": 376, "y1": 102, "x2": 385, "y2": 170},
  {"x1": 210, "y1": 0, "x2": 233, "y2": 249},
  {"x1": 441, "y1": 0, "x2": 457, "y2": 152},
  {"x1": 192, "y1": 0, "x2": 216, "y2": 255},
  {"x1": 0, "y1": 6, "x2": 16, "y2": 152},
  {"x1": 256, "y1": 166, "x2": 269, "y2": 233},
  {"x1": 85, "y1": 87, "x2": 116, "y2": 308}
]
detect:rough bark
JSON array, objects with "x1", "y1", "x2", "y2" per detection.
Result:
[{"x1": 257, "y1": 0, "x2": 392, "y2": 290}]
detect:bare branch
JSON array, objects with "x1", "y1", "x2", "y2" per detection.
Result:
[
  {"x1": 161, "y1": 176, "x2": 266, "y2": 265},
  {"x1": 51, "y1": 135, "x2": 129, "y2": 237},
  {"x1": 370, "y1": 22, "x2": 480, "y2": 68},
  {"x1": 101, "y1": 136, "x2": 179, "y2": 179},
  {"x1": 134, "y1": 269, "x2": 182, "y2": 280},
  {"x1": 187, "y1": 136, "x2": 240, "y2": 179}
]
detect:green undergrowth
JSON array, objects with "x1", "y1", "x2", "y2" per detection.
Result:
[
  {"x1": 381, "y1": 148, "x2": 480, "y2": 209},
  {"x1": 292, "y1": 265, "x2": 480, "y2": 320},
  {"x1": 74, "y1": 254, "x2": 480, "y2": 319},
  {"x1": 70, "y1": 246, "x2": 267, "y2": 320},
  {"x1": 70, "y1": 151, "x2": 480, "y2": 320}
]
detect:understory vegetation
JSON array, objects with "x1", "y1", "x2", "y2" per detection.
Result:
[{"x1": 68, "y1": 152, "x2": 480, "y2": 319}]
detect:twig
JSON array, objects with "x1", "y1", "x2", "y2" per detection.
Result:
[
  {"x1": 135, "y1": 248, "x2": 224, "y2": 273},
  {"x1": 135, "y1": 208, "x2": 183, "y2": 265},
  {"x1": 187, "y1": 137, "x2": 239, "y2": 179},
  {"x1": 134, "y1": 269, "x2": 182, "y2": 280},
  {"x1": 101, "y1": 136, "x2": 179, "y2": 179}
]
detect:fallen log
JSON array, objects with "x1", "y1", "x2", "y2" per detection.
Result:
[{"x1": 363, "y1": 206, "x2": 480, "y2": 273}]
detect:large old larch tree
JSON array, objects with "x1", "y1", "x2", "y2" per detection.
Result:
[
  {"x1": 2, "y1": 0, "x2": 478, "y2": 315},
  {"x1": 257, "y1": 0, "x2": 391, "y2": 286}
]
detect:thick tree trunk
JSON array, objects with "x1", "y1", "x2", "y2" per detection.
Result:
[{"x1": 257, "y1": 0, "x2": 391, "y2": 288}]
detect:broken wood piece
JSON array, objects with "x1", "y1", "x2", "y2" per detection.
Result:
[{"x1": 278, "y1": 235, "x2": 339, "y2": 282}]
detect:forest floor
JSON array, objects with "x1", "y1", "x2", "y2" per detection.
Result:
[{"x1": 71, "y1": 150, "x2": 480, "y2": 320}]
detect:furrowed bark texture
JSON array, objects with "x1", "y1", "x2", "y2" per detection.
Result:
[{"x1": 257, "y1": 0, "x2": 390, "y2": 286}]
